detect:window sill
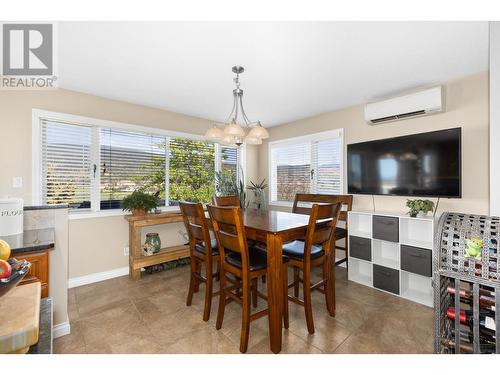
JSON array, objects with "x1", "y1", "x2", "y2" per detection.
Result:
[{"x1": 68, "y1": 206, "x2": 182, "y2": 221}]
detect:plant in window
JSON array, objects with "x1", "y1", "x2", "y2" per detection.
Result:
[
  {"x1": 122, "y1": 190, "x2": 160, "y2": 216},
  {"x1": 215, "y1": 169, "x2": 248, "y2": 208},
  {"x1": 406, "y1": 199, "x2": 435, "y2": 218},
  {"x1": 247, "y1": 179, "x2": 268, "y2": 210}
]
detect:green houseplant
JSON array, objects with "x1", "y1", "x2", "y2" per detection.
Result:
[
  {"x1": 406, "y1": 199, "x2": 435, "y2": 218},
  {"x1": 215, "y1": 168, "x2": 248, "y2": 208},
  {"x1": 122, "y1": 190, "x2": 160, "y2": 216}
]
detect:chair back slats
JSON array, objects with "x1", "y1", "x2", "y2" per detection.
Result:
[
  {"x1": 303, "y1": 203, "x2": 342, "y2": 261},
  {"x1": 179, "y1": 201, "x2": 212, "y2": 247},
  {"x1": 212, "y1": 195, "x2": 241, "y2": 207},
  {"x1": 292, "y1": 193, "x2": 352, "y2": 226},
  {"x1": 208, "y1": 205, "x2": 250, "y2": 270}
]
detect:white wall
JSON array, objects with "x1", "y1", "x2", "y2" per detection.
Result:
[{"x1": 490, "y1": 22, "x2": 500, "y2": 216}]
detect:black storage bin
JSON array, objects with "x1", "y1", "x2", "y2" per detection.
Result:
[
  {"x1": 372, "y1": 215, "x2": 399, "y2": 242},
  {"x1": 349, "y1": 236, "x2": 371, "y2": 261},
  {"x1": 401, "y1": 244, "x2": 432, "y2": 277},
  {"x1": 373, "y1": 264, "x2": 399, "y2": 294}
]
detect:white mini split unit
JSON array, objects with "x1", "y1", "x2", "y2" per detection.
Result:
[{"x1": 364, "y1": 86, "x2": 444, "y2": 125}]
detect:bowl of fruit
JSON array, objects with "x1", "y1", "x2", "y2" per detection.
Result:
[{"x1": 0, "y1": 239, "x2": 31, "y2": 299}]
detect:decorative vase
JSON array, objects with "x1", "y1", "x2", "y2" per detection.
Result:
[
  {"x1": 254, "y1": 189, "x2": 266, "y2": 210},
  {"x1": 144, "y1": 233, "x2": 161, "y2": 255}
]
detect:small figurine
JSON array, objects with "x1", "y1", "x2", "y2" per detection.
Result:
[{"x1": 465, "y1": 237, "x2": 483, "y2": 260}]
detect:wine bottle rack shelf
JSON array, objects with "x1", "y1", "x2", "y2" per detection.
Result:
[{"x1": 434, "y1": 212, "x2": 500, "y2": 354}]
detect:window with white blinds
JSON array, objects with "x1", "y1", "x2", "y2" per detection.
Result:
[
  {"x1": 269, "y1": 130, "x2": 343, "y2": 203},
  {"x1": 36, "y1": 113, "x2": 242, "y2": 212},
  {"x1": 41, "y1": 120, "x2": 92, "y2": 208},
  {"x1": 221, "y1": 145, "x2": 239, "y2": 177},
  {"x1": 100, "y1": 128, "x2": 167, "y2": 209}
]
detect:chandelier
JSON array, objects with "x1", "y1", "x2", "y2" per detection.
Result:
[{"x1": 204, "y1": 66, "x2": 269, "y2": 146}]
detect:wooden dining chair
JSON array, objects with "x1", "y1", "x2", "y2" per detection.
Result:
[
  {"x1": 179, "y1": 202, "x2": 220, "y2": 322},
  {"x1": 212, "y1": 195, "x2": 241, "y2": 207},
  {"x1": 292, "y1": 193, "x2": 353, "y2": 268},
  {"x1": 207, "y1": 204, "x2": 289, "y2": 353},
  {"x1": 283, "y1": 202, "x2": 341, "y2": 334}
]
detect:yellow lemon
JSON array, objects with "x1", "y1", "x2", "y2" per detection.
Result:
[{"x1": 0, "y1": 239, "x2": 11, "y2": 261}]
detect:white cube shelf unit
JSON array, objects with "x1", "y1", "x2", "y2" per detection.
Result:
[{"x1": 348, "y1": 210, "x2": 435, "y2": 307}]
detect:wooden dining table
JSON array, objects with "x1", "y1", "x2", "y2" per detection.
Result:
[{"x1": 218, "y1": 207, "x2": 316, "y2": 354}]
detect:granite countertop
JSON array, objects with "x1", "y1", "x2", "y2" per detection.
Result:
[
  {"x1": 28, "y1": 298, "x2": 53, "y2": 354},
  {"x1": 0, "y1": 228, "x2": 55, "y2": 254}
]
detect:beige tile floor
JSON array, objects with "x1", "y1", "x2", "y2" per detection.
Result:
[{"x1": 55, "y1": 265, "x2": 434, "y2": 354}]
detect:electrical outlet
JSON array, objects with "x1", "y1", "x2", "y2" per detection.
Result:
[
  {"x1": 12, "y1": 177, "x2": 23, "y2": 188},
  {"x1": 123, "y1": 246, "x2": 129, "y2": 257}
]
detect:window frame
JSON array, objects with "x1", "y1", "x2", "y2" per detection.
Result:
[
  {"x1": 267, "y1": 128, "x2": 344, "y2": 207},
  {"x1": 32, "y1": 109, "x2": 245, "y2": 219}
]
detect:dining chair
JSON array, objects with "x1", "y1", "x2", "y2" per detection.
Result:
[
  {"x1": 212, "y1": 195, "x2": 241, "y2": 207},
  {"x1": 207, "y1": 204, "x2": 289, "y2": 353},
  {"x1": 292, "y1": 193, "x2": 353, "y2": 269},
  {"x1": 283, "y1": 202, "x2": 341, "y2": 334},
  {"x1": 179, "y1": 201, "x2": 221, "y2": 322},
  {"x1": 213, "y1": 194, "x2": 266, "y2": 285}
]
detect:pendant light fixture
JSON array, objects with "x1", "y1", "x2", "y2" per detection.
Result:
[{"x1": 204, "y1": 66, "x2": 269, "y2": 146}]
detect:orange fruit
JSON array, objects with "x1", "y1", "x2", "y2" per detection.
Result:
[{"x1": 0, "y1": 239, "x2": 11, "y2": 261}]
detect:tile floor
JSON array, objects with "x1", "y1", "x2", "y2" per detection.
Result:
[{"x1": 55, "y1": 265, "x2": 434, "y2": 354}]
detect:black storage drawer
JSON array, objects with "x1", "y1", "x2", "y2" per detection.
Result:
[
  {"x1": 373, "y1": 264, "x2": 399, "y2": 294},
  {"x1": 400, "y1": 245, "x2": 432, "y2": 277},
  {"x1": 349, "y1": 236, "x2": 371, "y2": 261},
  {"x1": 372, "y1": 215, "x2": 399, "y2": 242}
]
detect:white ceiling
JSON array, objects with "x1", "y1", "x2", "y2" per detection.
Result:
[{"x1": 58, "y1": 21, "x2": 489, "y2": 127}]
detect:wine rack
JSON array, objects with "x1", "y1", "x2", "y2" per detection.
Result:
[{"x1": 434, "y1": 212, "x2": 500, "y2": 354}]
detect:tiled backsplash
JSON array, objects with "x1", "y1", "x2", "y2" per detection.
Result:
[{"x1": 24, "y1": 209, "x2": 55, "y2": 230}]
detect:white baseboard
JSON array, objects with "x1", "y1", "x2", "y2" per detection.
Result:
[
  {"x1": 68, "y1": 266, "x2": 129, "y2": 289},
  {"x1": 53, "y1": 321, "x2": 71, "y2": 338}
]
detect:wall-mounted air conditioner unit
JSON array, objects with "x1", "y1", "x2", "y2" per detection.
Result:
[{"x1": 364, "y1": 86, "x2": 444, "y2": 125}]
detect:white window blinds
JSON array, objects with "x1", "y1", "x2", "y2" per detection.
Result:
[
  {"x1": 221, "y1": 145, "x2": 239, "y2": 176},
  {"x1": 313, "y1": 138, "x2": 342, "y2": 194},
  {"x1": 271, "y1": 142, "x2": 311, "y2": 202},
  {"x1": 41, "y1": 120, "x2": 92, "y2": 208},
  {"x1": 270, "y1": 131, "x2": 343, "y2": 203},
  {"x1": 37, "y1": 113, "x2": 245, "y2": 211},
  {"x1": 100, "y1": 128, "x2": 167, "y2": 209}
]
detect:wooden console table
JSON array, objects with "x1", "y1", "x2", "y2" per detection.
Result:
[{"x1": 125, "y1": 211, "x2": 190, "y2": 280}]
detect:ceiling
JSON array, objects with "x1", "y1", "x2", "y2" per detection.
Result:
[{"x1": 58, "y1": 21, "x2": 489, "y2": 127}]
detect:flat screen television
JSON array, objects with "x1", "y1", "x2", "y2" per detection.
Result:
[{"x1": 347, "y1": 128, "x2": 461, "y2": 197}]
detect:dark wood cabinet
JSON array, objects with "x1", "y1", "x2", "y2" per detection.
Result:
[{"x1": 17, "y1": 249, "x2": 49, "y2": 298}]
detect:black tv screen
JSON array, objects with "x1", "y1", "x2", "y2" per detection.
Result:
[{"x1": 347, "y1": 128, "x2": 461, "y2": 197}]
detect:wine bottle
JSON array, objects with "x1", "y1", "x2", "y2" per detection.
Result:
[
  {"x1": 440, "y1": 338, "x2": 496, "y2": 354},
  {"x1": 446, "y1": 307, "x2": 496, "y2": 335},
  {"x1": 447, "y1": 286, "x2": 496, "y2": 311},
  {"x1": 452, "y1": 329, "x2": 497, "y2": 345}
]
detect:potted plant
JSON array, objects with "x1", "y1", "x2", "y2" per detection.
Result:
[
  {"x1": 215, "y1": 169, "x2": 248, "y2": 208},
  {"x1": 247, "y1": 179, "x2": 268, "y2": 210},
  {"x1": 122, "y1": 190, "x2": 159, "y2": 216},
  {"x1": 406, "y1": 199, "x2": 435, "y2": 218}
]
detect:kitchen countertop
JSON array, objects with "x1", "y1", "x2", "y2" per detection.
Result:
[
  {"x1": 0, "y1": 228, "x2": 55, "y2": 254},
  {"x1": 28, "y1": 298, "x2": 53, "y2": 354}
]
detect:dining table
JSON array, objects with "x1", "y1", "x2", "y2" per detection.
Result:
[{"x1": 211, "y1": 207, "x2": 319, "y2": 354}]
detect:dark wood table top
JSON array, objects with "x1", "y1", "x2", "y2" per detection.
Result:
[{"x1": 241, "y1": 208, "x2": 310, "y2": 234}]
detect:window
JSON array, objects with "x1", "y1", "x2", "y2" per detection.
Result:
[
  {"x1": 269, "y1": 129, "x2": 343, "y2": 204},
  {"x1": 100, "y1": 128, "x2": 167, "y2": 209},
  {"x1": 41, "y1": 120, "x2": 92, "y2": 207},
  {"x1": 34, "y1": 111, "x2": 242, "y2": 213}
]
